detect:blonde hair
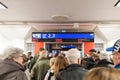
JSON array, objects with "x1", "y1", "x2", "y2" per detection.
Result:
[
  {"x1": 84, "y1": 67, "x2": 120, "y2": 80},
  {"x1": 50, "y1": 57, "x2": 56, "y2": 67},
  {"x1": 52, "y1": 56, "x2": 68, "y2": 77}
]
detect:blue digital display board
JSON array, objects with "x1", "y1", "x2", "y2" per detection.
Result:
[{"x1": 32, "y1": 32, "x2": 94, "y2": 42}]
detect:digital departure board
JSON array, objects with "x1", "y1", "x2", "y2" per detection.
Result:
[{"x1": 32, "y1": 32, "x2": 94, "y2": 42}]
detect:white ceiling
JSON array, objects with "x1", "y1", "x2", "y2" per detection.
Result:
[
  {"x1": 0, "y1": 0, "x2": 120, "y2": 42},
  {"x1": 0, "y1": 0, "x2": 119, "y2": 22}
]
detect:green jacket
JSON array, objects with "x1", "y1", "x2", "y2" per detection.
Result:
[
  {"x1": 31, "y1": 58, "x2": 50, "y2": 80},
  {"x1": 29, "y1": 55, "x2": 39, "y2": 72}
]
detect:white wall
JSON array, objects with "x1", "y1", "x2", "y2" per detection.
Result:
[
  {"x1": 94, "y1": 33, "x2": 106, "y2": 43},
  {"x1": 0, "y1": 38, "x2": 25, "y2": 54},
  {"x1": 0, "y1": 25, "x2": 31, "y2": 54},
  {"x1": 0, "y1": 25, "x2": 119, "y2": 55}
]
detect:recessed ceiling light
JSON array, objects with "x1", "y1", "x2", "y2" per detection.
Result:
[
  {"x1": 0, "y1": 2, "x2": 8, "y2": 9},
  {"x1": 52, "y1": 15, "x2": 69, "y2": 21}
]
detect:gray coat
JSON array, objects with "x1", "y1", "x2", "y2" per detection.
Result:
[{"x1": 0, "y1": 59, "x2": 28, "y2": 80}]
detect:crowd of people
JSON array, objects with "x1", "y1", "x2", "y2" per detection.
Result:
[{"x1": 0, "y1": 39, "x2": 120, "y2": 80}]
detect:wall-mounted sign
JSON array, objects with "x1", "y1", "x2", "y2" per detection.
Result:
[{"x1": 32, "y1": 32, "x2": 94, "y2": 42}]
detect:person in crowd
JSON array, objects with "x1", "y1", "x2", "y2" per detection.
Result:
[
  {"x1": 27, "y1": 51, "x2": 33, "y2": 60},
  {"x1": 44, "y1": 55, "x2": 68, "y2": 80},
  {"x1": 97, "y1": 50, "x2": 101, "y2": 54},
  {"x1": 53, "y1": 55, "x2": 68, "y2": 77},
  {"x1": 58, "y1": 53, "x2": 66, "y2": 57},
  {"x1": 92, "y1": 54, "x2": 100, "y2": 62},
  {"x1": 0, "y1": 47, "x2": 28, "y2": 80},
  {"x1": 22, "y1": 54, "x2": 31, "y2": 80},
  {"x1": 48, "y1": 52, "x2": 54, "y2": 58},
  {"x1": 31, "y1": 49, "x2": 50, "y2": 80},
  {"x1": 29, "y1": 48, "x2": 46, "y2": 72},
  {"x1": 44, "y1": 57, "x2": 56, "y2": 80},
  {"x1": 83, "y1": 53, "x2": 100, "y2": 69},
  {"x1": 56, "y1": 48, "x2": 87, "y2": 80},
  {"x1": 93, "y1": 59, "x2": 114, "y2": 68},
  {"x1": 93, "y1": 53, "x2": 114, "y2": 68},
  {"x1": 109, "y1": 39, "x2": 120, "y2": 69},
  {"x1": 26, "y1": 52, "x2": 33, "y2": 69},
  {"x1": 84, "y1": 49, "x2": 98, "y2": 69},
  {"x1": 83, "y1": 67, "x2": 120, "y2": 80},
  {"x1": 88, "y1": 49, "x2": 96, "y2": 57}
]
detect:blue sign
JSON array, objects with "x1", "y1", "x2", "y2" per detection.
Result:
[
  {"x1": 32, "y1": 32, "x2": 94, "y2": 39},
  {"x1": 32, "y1": 32, "x2": 94, "y2": 42}
]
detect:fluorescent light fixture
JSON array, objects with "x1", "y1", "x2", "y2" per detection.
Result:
[
  {"x1": 0, "y1": 2, "x2": 8, "y2": 9},
  {"x1": 114, "y1": 0, "x2": 120, "y2": 7}
]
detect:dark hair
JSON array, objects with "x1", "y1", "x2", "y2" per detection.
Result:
[
  {"x1": 22, "y1": 54, "x2": 28, "y2": 63},
  {"x1": 89, "y1": 49, "x2": 96, "y2": 53},
  {"x1": 39, "y1": 48, "x2": 45, "y2": 51},
  {"x1": 28, "y1": 52, "x2": 32, "y2": 55}
]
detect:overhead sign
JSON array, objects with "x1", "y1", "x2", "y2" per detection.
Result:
[{"x1": 32, "y1": 32, "x2": 94, "y2": 42}]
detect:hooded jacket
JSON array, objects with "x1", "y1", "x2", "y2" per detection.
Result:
[{"x1": 0, "y1": 59, "x2": 28, "y2": 80}]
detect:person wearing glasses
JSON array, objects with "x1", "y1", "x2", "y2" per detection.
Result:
[
  {"x1": 107, "y1": 39, "x2": 120, "y2": 69},
  {"x1": 0, "y1": 47, "x2": 28, "y2": 80}
]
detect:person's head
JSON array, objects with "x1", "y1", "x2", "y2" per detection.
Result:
[
  {"x1": 3, "y1": 47, "x2": 26, "y2": 66},
  {"x1": 39, "y1": 48, "x2": 45, "y2": 52},
  {"x1": 58, "y1": 53, "x2": 66, "y2": 57},
  {"x1": 97, "y1": 51, "x2": 101, "y2": 54},
  {"x1": 109, "y1": 39, "x2": 120, "y2": 66},
  {"x1": 52, "y1": 55, "x2": 68, "y2": 76},
  {"x1": 92, "y1": 54, "x2": 100, "y2": 61},
  {"x1": 27, "y1": 52, "x2": 32, "y2": 57},
  {"x1": 21, "y1": 54, "x2": 28, "y2": 66},
  {"x1": 66, "y1": 48, "x2": 81, "y2": 64},
  {"x1": 83, "y1": 67, "x2": 120, "y2": 80},
  {"x1": 37, "y1": 50, "x2": 48, "y2": 61},
  {"x1": 89, "y1": 49, "x2": 96, "y2": 57},
  {"x1": 39, "y1": 48, "x2": 47, "y2": 57}
]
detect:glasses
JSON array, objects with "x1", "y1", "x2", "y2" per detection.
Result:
[
  {"x1": 19, "y1": 54, "x2": 28, "y2": 62},
  {"x1": 110, "y1": 51, "x2": 119, "y2": 58}
]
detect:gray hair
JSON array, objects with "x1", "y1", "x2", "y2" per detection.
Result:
[
  {"x1": 66, "y1": 48, "x2": 80, "y2": 64},
  {"x1": 3, "y1": 47, "x2": 24, "y2": 60}
]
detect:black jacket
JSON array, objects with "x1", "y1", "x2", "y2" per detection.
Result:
[
  {"x1": 56, "y1": 64, "x2": 87, "y2": 80},
  {"x1": 94, "y1": 59, "x2": 114, "y2": 68},
  {"x1": 84, "y1": 57, "x2": 97, "y2": 70},
  {"x1": 0, "y1": 59, "x2": 28, "y2": 80}
]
